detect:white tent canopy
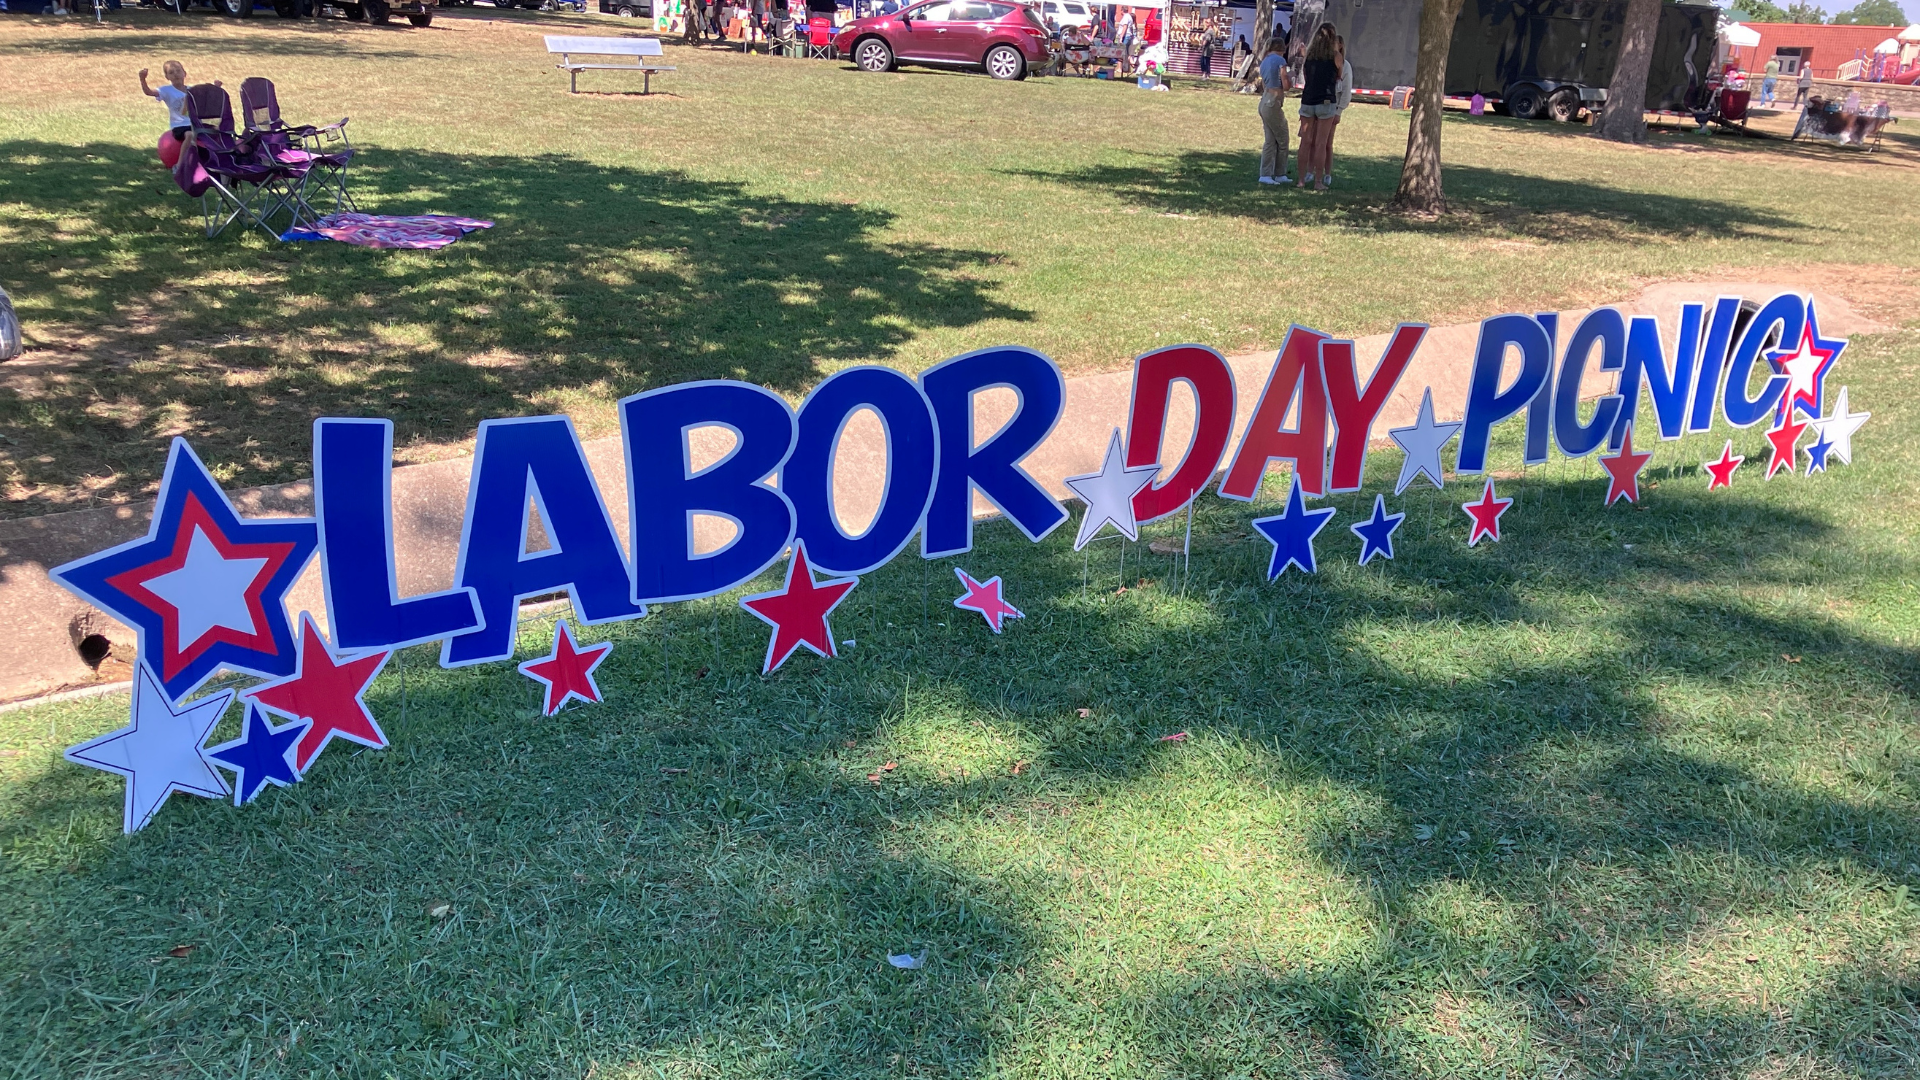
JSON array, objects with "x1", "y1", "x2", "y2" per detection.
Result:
[
  {"x1": 1723, "y1": 22, "x2": 1762, "y2": 48},
  {"x1": 1875, "y1": 36, "x2": 1901, "y2": 53},
  {"x1": 1899, "y1": 23, "x2": 1920, "y2": 42}
]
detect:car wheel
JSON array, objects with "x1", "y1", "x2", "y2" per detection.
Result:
[
  {"x1": 408, "y1": 9, "x2": 431, "y2": 22},
  {"x1": 218, "y1": 0, "x2": 253, "y2": 16},
  {"x1": 985, "y1": 43, "x2": 1024, "y2": 80},
  {"x1": 1505, "y1": 84, "x2": 1545, "y2": 120},
  {"x1": 1546, "y1": 87, "x2": 1582, "y2": 122},
  {"x1": 364, "y1": 0, "x2": 390, "y2": 20},
  {"x1": 855, "y1": 38, "x2": 894, "y2": 73},
  {"x1": 619, "y1": 2, "x2": 632, "y2": 12}
]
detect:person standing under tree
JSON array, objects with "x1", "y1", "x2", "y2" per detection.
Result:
[
  {"x1": 1320, "y1": 35, "x2": 1352, "y2": 188},
  {"x1": 1256, "y1": 36, "x2": 1292, "y2": 186},
  {"x1": 1295, "y1": 22, "x2": 1338, "y2": 191}
]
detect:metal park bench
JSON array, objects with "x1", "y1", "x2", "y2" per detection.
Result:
[{"x1": 544, "y1": 35, "x2": 675, "y2": 94}]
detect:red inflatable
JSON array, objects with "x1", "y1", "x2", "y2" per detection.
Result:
[{"x1": 157, "y1": 130, "x2": 183, "y2": 169}]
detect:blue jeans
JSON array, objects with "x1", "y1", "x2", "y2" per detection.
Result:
[{"x1": 1762, "y1": 76, "x2": 1777, "y2": 103}]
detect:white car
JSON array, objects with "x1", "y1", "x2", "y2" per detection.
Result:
[{"x1": 1036, "y1": 0, "x2": 1093, "y2": 28}]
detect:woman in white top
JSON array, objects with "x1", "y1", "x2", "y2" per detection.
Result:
[{"x1": 1321, "y1": 36, "x2": 1354, "y2": 189}]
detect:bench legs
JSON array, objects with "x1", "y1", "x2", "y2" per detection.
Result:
[{"x1": 571, "y1": 67, "x2": 579, "y2": 93}]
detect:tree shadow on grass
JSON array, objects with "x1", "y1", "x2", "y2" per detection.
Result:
[
  {"x1": 1, "y1": 462, "x2": 1917, "y2": 1076},
  {"x1": 4, "y1": 21, "x2": 446, "y2": 60},
  {"x1": 0, "y1": 140, "x2": 1025, "y2": 516},
  {"x1": 1004, "y1": 146, "x2": 1804, "y2": 244}
]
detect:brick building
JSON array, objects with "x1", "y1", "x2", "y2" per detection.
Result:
[{"x1": 1721, "y1": 21, "x2": 1910, "y2": 80}]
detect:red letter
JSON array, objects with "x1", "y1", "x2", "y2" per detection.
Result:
[
  {"x1": 1321, "y1": 324, "x2": 1426, "y2": 492},
  {"x1": 1218, "y1": 327, "x2": 1328, "y2": 499},
  {"x1": 1125, "y1": 345, "x2": 1237, "y2": 524}
]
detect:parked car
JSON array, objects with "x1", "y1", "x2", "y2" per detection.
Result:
[
  {"x1": 598, "y1": 0, "x2": 652, "y2": 14},
  {"x1": 835, "y1": 0, "x2": 1052, "y2": 80},
  {"x1": 1037, "y1": 0, "x2": 1092, "y2": 28},
  {"x1": 269, "y1": 0, "x2": 437, "y2": 25}
]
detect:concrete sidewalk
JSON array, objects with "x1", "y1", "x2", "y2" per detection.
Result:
[{"x1": 0, "y1": 281, "x2": 1880, "y2": 703}]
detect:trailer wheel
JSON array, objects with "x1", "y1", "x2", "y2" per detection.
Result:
[
  {"x1": 1505, "y1": 83, "x2": 1546, "y2": 120},
  {"x1": 1547, "y1": 87, "x2": 1582, "y2": 122},
  {"x1": 408, "y1": 9, "x2": 432, "y2": 22}
]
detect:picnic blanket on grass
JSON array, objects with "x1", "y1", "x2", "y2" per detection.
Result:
[{"x1": 282, "y1": 213, "x2": 493, "y2": 249}]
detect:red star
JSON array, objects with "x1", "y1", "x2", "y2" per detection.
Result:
[
  {"x1": 248, "y1": 613, "x2": 390, "y2": 773},
  {"x1": 1461, "y1": 477, "x2": 1512, "y2": 547},
  {"x1": 739, "y1": 544, "x2": 857, "y2": 674},
  {"x1": 102, "y1": 492, "x2": 300, "y2": 685},
  {"x1": 951, "y1": 568, "x2": 1023, "y2": 634},
  {"x1": 1599, "y1": 430, "x2": 1653, "y2": 506},
  {"x1": 518, "y1": 620, "x2": 613, "y2": 716},
  {"x1": 1704, "y1": 440, "x2": 1744, "y2": 490},
  {"x1": 1765, "y1": 416, "x2": 1806, "y2": 479}
]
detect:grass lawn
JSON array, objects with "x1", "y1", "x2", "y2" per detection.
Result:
[
  {"x1": 3, "y1": 9, "x2": 1919, "y2": 514},
  {"x1": 2, "y1": 320, "x2": 1919, "y2": 1076}
]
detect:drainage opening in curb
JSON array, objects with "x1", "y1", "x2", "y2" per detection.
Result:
[{"x1": 77, "y1": 634, "x2": 113, "y2": 668}]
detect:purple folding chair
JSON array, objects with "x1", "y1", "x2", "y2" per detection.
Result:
[
  {"x1": 172, "y1": 83, "x2": 281, "y2": 238},
  {"x1": 239, "y1": 77, "x2": 356, "y2": 220}
]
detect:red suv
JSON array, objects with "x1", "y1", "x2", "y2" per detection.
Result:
[{"x1": 835, "y1": 0, "x2": 1053, "y2": 81}]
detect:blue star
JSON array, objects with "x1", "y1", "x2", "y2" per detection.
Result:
[
  {"x1": 1252, "y1": 476, "x2": 1337, "y2": 579},
  {"x1": 206, "y1": 704, "x2": 309, "y2": 806},
  {"x1": 50, "y1": 440, "x2": 319, "y2": 702},
  {"x1": 1804, "y1": 431, "x2": 1834, "y2": 474},
  {"x1": 1348, "y1": 494, "x2": 1406, "y2": 566}
]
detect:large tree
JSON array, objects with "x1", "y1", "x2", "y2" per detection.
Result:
[
  {"x1": 1392, "y1": 0, "x2": 1469, "y2": 212},
  {"x1": 1830, "y1": 0, "x2": 1905, "y2": 24},
  {"x1": 1592, "y1": 0, "x2": 1663, "y2": 143}
]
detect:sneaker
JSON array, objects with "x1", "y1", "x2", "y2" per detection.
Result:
[
  {"x1": 1258, "y1": 176, "x2": 1279, "y2": 185},
  {"x1": 1274, "y1": 175, "x2": 1291, "y2": 184},
  {"x1": 1322, "y1": 175, "x2": 1333, "y2": 189}
]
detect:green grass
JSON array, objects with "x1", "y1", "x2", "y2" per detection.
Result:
[
  {"x1": 3, "y1": 9, "x2": 1919, "y2": 512},
  {"x1": 4, "y1": 325, "x2": 1919, "y2": 1076}
]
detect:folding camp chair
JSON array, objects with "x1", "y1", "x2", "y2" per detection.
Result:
[
  {"x1": 805, "y1": 15, "x2": 835, "y2": 59},
  {"x1": 239, "y1": 77, "x2": 357, "y2": 219},
  {"x1": 174, "y1": 84, "x2": 281, "y2": 238}
]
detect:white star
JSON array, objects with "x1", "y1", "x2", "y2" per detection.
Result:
[
  {"x1": 1063, "y1": 429, "x2": 1159, "y2": 551},
  {"x1": 65, "y1": 664, "x2": 233, "y2": 833},
  {"x1": 1388, "y1": 388, "x2": 1462, "y2": 495},
  {"x1": 1775, "y1": 320, "x2": 1831, "y2": 416},
  {"x1": 144, "y1": 525, "x2": 269, "y2": 648},
  {"x1": 1810, "y1": 385, "x2": 1869, "y2": 465}
]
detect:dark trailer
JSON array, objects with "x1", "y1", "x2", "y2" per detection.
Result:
[{"x1": 1290, "y1": 0, "x2": 1717, "y2": 121}]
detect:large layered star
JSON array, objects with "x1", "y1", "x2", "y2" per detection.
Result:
[
  {"x1": 1063, "y1": 429, "x2": 1160, "y2": 550},
  {"x1": 518, "y1": 619, "x2": 613, "y2": 716},
  {"x1": 951, "y1": 568, "x2": 1023, "y2": 634},
  {"x1": 740, "y1": 544, "x2": 858, "y2": 674},
  {"x1": 247, "y1": 613, "x2": 391, "y2": 774},
  {"x1": 1251, "y1": 476, "x2": 1337, "y2": 579},
  {"x1": 1771, "y1": 298, "x2": 1844, "y2": 422},
  {"x1": 1388, "y1": 388, "x2": 1461, "y2": 495},
  {"x1": 1808, "y1": 385, "x2": 1868, "y2": 465},
  {"x1": 51, "y1": 439, "x2": 318, "y2": 701},
  {"x1": 65, "y1": 662, "x2": 234, "y2": 833}
]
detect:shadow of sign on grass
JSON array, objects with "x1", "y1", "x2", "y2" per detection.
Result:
[
  {"x1": 1, "y1": 458, "x2": 1916, "y2": 1076},
  {"x1": 0, "y1": 141, "x2": 1026, "y2": 516}
]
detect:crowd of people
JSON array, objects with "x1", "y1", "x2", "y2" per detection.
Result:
[{"x1": 1256, "y1": 21, "x2": 1349, "y2": 192}]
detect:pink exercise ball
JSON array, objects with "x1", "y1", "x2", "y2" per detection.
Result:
[{"x1": 157, "y1": 131, "x2": 183, "y2": 169}]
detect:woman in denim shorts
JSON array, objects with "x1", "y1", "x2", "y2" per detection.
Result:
[{"x1": 1296, "y1": 22, "x2": 1339, "y2": 191}]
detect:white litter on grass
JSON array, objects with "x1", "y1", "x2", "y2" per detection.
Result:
[
  {"x1": 887, "y1": 952, "x2": 926, "y2": 970},
  {"x1": 843, "y1": 639, "x2": 856, "y2": 649}
]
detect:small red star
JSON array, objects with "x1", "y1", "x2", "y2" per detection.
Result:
[
  {"x1": 739, "y1": 544, "x2": 858, "y2": 674},
  {"x1": 1704, "y1": 440, "x2": 1744, "y2": 490},
  {"x1": 951, "y1": 568, "x2": 1023, "y2": 634},
  {"x1": 1599, "y1": 430, "x2": 1653, "y2": 506},
  {"x1": 247, "y1": 613, "x2": 390, "y2": 773},
  {"x1": 1461, "y1": 477, "x2": 1512, "y2": 547},
  {"x1": 518, "y1": 620, "x2": 613, "y2": 716},
  {"x1": 1766, "y1": 416, "x2": 1807, "y2": 479}
]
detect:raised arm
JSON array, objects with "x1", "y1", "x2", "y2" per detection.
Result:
[{"x1": 138, "y1": 68, "x2": 159, "y2": 99}]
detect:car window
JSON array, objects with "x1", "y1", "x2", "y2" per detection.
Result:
[
  {"x1": 1041, "y1": 1, "x2": 1058, "y2": 12},
  {"x1": 908, "y1": 0, "x2": 950, "y2": 17},
  {"x1": 948, "y1": 0, "x2": 994, "y2": 19},
  {"x1": 984, "y1": 1, "x2": 1016, "y2": 15},
  {"x1": 1064, "y1": 2, "x2": 1085, "y2": 13}
]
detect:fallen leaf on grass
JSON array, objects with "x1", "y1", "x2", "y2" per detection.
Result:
[
  {"x1": 1745, "y1": 954, "x2": 1761, "y2": 964},
  {"x1": 867, "y1": 761, "x2": 900, "y2": 783},
  {"x1": 1011, "y1": 760, "x2": 1029, "y2": 776},
  {"x1": 166, "y1": 944, "x2": 196, "y2": 959},
  {"x1": 1076, "y1": 708, "x2": 1091, "y2": 718},
  {"x1": 694, "y1": 666, "x2": 709, "y2": 679},
  {"x1": 1782, "y1": 655, "x2": 1802, "y2": 663},
  {"x1": 1158, "y1": 731, "x2": 1189, "y2": 742},
  {"x1": 426, "y1": 901, "x2": 453, "y2": 920}
]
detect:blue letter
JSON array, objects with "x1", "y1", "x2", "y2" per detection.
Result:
[
  {"x1": 1687, "y1": 297, "x2": 1743, "y2": 433},
  {"x1": 1722, "y1": 293, "x2": 1799, "y2": 429},
  {"x1": 788, "y1": 367, "x2": 939, "y2": 576},
  {"x1": 315, "y1": 418, "x2": 481, "y2": 652},
  {"x1": 1553, "y1": 309, "x2": 1625, "y2": 459},
  {"x1": 443, "y1": 417, "x2": 643, "y2": 667},
  {"x1": 1457, "y1": 314, "x2": 1553, "y2": 475},
  {"x1": 920, "y1": 347, "x2": 1067, "y2": 557},
  {"x1": 623, "y1": 381, "x2": 797, "y2": 604},
  {"x1": 1610, "y1": 308, "x2": 1700, "y2": 449}
]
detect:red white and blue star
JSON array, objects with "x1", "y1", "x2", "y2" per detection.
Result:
[
  {"x1": 1770, "y1": 298, "x2": 1844, "y2": 423},
  {"x1": 51, "y1": 440, "x2": 318, "y2": 702}
]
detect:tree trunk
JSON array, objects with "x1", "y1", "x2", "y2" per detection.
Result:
[
  {"x1": 1254, "y1": 0, "x2": 1274, "y2": 51},
  {"x1": 1593, "y1": 0, "x2": 1661, "y2": 142},
  {"x1": 1391, "y1": 0, "x2": 1467, "y2": 213}
]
